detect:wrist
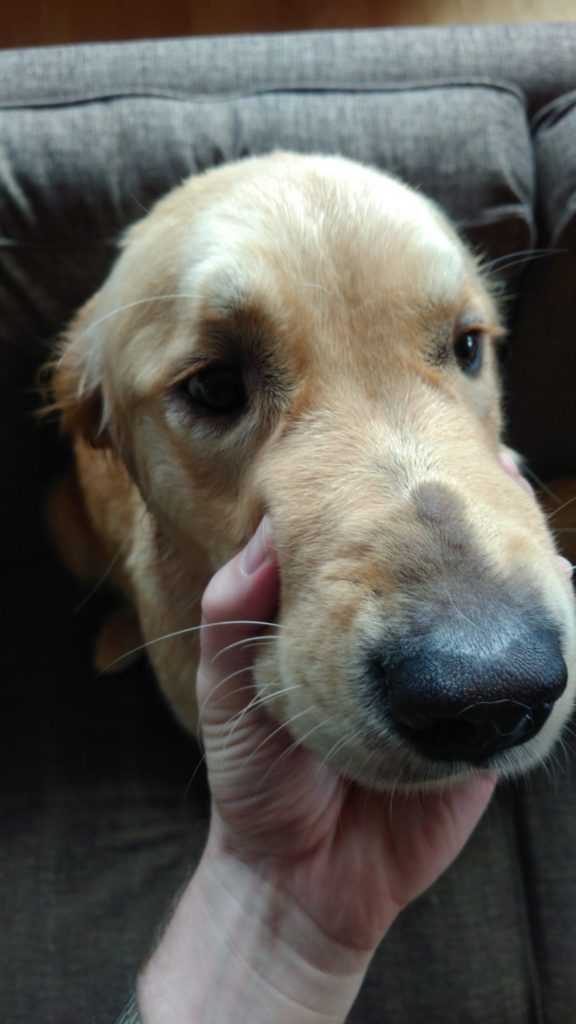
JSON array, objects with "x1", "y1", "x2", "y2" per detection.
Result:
[{"x1": 138, "y1": 841, "x2": 375, "y2": 1024}]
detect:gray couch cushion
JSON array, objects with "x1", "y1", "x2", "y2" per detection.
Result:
[
  {"x1": 1, "y1": 554, "x2": 210, "y2": 1024},
  {"x1": 506, "y1": 90, "x2": 576, "y2": 476},
  {"x1": 515, "y1": 758, "x2": 576, "y2": 1022},
  {"x1": 351, "y1": 782, "x2": 541, "y2": 1024},
  {"x1": 1, "y1": 24, "x2": 576, "y2": 114},
  {"x1": 0, "y1": 82, "x2": 534, "y2": 337}
]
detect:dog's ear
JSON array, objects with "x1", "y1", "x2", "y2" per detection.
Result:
[{"x1": 50, "y1": 293, "x2": 112, "y2": 449}]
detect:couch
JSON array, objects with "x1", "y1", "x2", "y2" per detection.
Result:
[{"x1": 1, "y1": 22, "x2": 575, "y2": 1023}]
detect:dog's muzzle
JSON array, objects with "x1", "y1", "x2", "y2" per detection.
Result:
[{"x1": 366, "y1": 618, "x2": 567, "y2": 764}]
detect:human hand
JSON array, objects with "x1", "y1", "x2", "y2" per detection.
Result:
[
  {"x1": 198, "y1": 517, "x2": 496, "y2": 954},
  {"x1": 139, "y1": 520, "x2": 496, "y2": 1024}
]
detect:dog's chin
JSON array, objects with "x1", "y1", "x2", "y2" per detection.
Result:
[
  {"x1": 270, "y1": 705, "x2": 567, "y2": 794},
  {"x1": 328, "y1": 756, "x2": 481, "y2": 794},
  {"x1": 319, "y1": 744, "x2": 542, "y2": 794},
  {"x1": 355, "y1": 736, "x2": 563, "y2": 793}
]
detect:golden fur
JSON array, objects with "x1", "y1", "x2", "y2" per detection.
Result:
[{"x1": 49, "y1": 152, "x2": 576, "y2": 789}]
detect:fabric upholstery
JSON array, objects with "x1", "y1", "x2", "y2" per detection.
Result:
[
  {"x1": 1, "y1": 23, "x2": 575, "y2": 1024},
  {"x1": 0, "y1": 24, "x2": 575, "y2": 114},
  {"x1": 507, "y1": 91, "x2": 576, "y2": 476}
]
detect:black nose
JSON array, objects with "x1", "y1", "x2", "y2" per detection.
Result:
[{"x1": 375, "y1": 623, "x2": 567, "y2": 764}]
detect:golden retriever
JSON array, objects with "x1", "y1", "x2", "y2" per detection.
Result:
[{"x1": 49, "y1": 152, "x2": 576, "y2": 790}]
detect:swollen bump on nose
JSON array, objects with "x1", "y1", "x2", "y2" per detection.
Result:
[
  {"x1": 415, "y1": 483, "x2": 456, "y2": 524},
  {"x1": 413, "y1": 482, "x2": 466, "y2": 547}
]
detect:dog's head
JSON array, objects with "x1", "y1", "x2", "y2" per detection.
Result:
[{"x1": 56, "y1": 152, "x2": 576, "y2": 789}]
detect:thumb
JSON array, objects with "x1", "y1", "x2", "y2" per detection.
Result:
[{"x1": 197, "y1": 517, "x2": 279, "y2": 722}]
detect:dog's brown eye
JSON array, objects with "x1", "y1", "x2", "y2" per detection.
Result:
[
  {"x1": 454, "y1": 330, "x2": 483, "y2": 375},
  {"x1": 184, "y1": 364, "x2": 247, "y2": 415}
]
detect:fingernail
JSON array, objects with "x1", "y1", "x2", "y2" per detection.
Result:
[
  {"x1": 241, "y1": 516, "x2": 273, "y2": 576},
  {"x1": 558, "y1": 555, "x2": 574, "y2": 580},
  {"x1": 499, "y1": 451, "x2": 534, "y2": 496},
  {"x1": 499, "y1": 451, "x2": 519, "y2": 476}
]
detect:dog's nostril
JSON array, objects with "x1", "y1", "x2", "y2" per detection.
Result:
[
  {"x1": 399, "y1": 699, "x2": 555, "y2": 763},
  {"x1": 373, "y1": 622, "x2": 567, "y2": 765}
]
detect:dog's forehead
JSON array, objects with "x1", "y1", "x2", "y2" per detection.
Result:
[
  {"x1": 105, "y1": 158, "x2": 493, "y2": 400},
  {"x1": 175, "y1": 164, "x2": 475, "y2": 327}
]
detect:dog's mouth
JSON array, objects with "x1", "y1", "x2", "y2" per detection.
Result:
[{"x1": 257, "y1": 600, "x2": 572, "y2": 791}]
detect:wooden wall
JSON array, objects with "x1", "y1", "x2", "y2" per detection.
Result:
[{"x1": 1, "y1": 0, "x2": 575, "y2": 49}]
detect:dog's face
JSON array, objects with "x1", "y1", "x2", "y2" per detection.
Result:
[{"x1": 58, "y1": 153, "x2": 575, "y2": 789}]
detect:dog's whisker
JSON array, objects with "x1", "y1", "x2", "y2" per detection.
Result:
[
  {"x1": 353, "y1": 744, "x2": 385, "y2": 805},
  {"x1": 255, "y1": 717, "x2": 329, "y2": 791},
  {"x1": 74, "y1": 542, "x2": 127, "y2": 612},
  {"x1": 238, "y1": 638, "x2": 281, "y2": 654},
  {"x1": 444, "y1": 588, "x2": 477, "y2": 629},
  {"x1": 128, "y1": 192, "x2": 152, "y2": 217},
  {"x1": 384, "y1": 783, "x2": 396, "y2": 837},
  {"x1": 481, "y1": 247, "x2": 566, "y2": 276},
  {"x1": 198, "y1": 670, "x2": 290, "y2": 727},
  {"x1": 316, "y1": 727, "x2": 363, "y2": 774},
  {"x1": 243, "y1": 706, "x2": 314, "y2": 775},
  {"x1": 74, "y1": 505, "x2": 149, "y2": 612},
  {"x1": 197, "y1": 668, "x2": 255, "y2": 725},
  {"x1": 221, "y1": 681, "x2": 303, "y2": 753},
  {"x1": 76, "y1": 293, "x2": 202, "y2": 341},
  {"x1": 546, "y1": 493, "x2": 576, "y2": 520},
  {"x1": 100, "y1": 619, "x2": 284, "y2": 673},
  {"x1": 484, "y1": 254, "x2": 554, "y2": 276},
  {"x1": 200, "y1": 672, "x2": 290, "y2": 737},
  {"x1": 301, "y1": 281, "x2": 333, "y2": 295},
  {"x1": 481, "y1": 247, "x2": 550, "y2": 269},
  {"x1": 332, "y1": 775, "x2": 351, "y2": 842},
  {"x1": 226, "y1": 682, "x2": 301, "y2": 725},
  {"x1": 555, "y1": 735, "x2": 572, "y2": 782},
  {"x1": 523, "y1": 467, "x2": 563, "y2": 506},
  {"x1": 211, "y1": 632, "x2": 279, "y2": 663},
  {"x1": 183, "y1": 748, "x2": 208, "y2": 799},
  {"x1": 316, "y1": 723, "x2": 378, "y2": 802},
  {"x1": 195, "y1": 663, "x2": 254, "y2": 720},
  {"x1": 537, "y1": 743, "x2": 562, "y2": 791}
]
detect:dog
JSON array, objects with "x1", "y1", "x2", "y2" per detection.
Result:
[{"x1": 48, "y1": 151, "x2": 576, "y2": 790}]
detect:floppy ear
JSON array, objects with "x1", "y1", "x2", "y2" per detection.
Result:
[{"x1": 51, "y1": 293, "x2": 112, "y2": 449}]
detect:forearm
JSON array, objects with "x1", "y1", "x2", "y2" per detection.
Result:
[{"x1": 137, "y1": 845, "x2": 376, "y2": 1024}]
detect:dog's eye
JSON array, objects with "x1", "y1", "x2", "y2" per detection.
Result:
[
  {"x1": 183, "y1": 364, "x2": 247, "y2": 415},
  {"x1": 454, "y1": 330, "x2": 483, "y2": 375}
]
